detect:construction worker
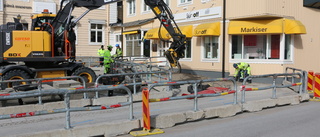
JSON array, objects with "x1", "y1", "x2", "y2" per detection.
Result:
[
  {"x1": 115, "y1": 44, "x2": 122, "y2": 57},
  {"x1": 233, "y1": 62, "x2": 252, "y2": 83},
  {"x1": 97, "y1": 45, "x2": 105, "y2": 67},
  {"x1": 103, "y1": 45, "x2": 114, "y2": 74}
]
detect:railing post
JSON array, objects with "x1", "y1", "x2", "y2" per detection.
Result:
[
  {"x1": 193, "y1": 83, "x2": 198, "y2": 112},
  {"x1": 37, "y1": 80, "x2": 43, "y2": 104},
  {"x1": 64, "y1": 93, "x2": 72, "y2": 129},
  {"x1": 272, "y1": 75, "x2": 277, "y2": 99}
]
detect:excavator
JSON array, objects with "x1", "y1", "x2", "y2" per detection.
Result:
[
  {"x1": 0, "y1": 0, "x2": 121, "y2": 89},
  {"x1": 0, "y1": 0, "x2": 186, "y2": 89}
]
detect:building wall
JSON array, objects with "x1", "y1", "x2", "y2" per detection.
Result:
[{"x1": 120, "y1": 0, "x2": 320, "y2": 75}]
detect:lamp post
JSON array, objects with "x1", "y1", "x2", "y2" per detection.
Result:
[{"x1": 222, "y1": 0, "x2": 226, "y2": 78}]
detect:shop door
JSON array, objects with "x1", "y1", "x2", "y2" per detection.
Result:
[{"x1": 143, "y1": 40, "x2": 150, "y2": 57}]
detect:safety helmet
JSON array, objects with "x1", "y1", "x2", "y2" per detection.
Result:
[
  {"x1": 233, "y1": 63, "x2": 238, "y2": 69},
  {"x1": 115, "y1": 44, "x2": 119, "y2": 47},
  {"x1": 107, "y1": 45, "x2": 113, "y2": 48}
]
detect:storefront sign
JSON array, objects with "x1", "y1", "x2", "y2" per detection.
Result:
[
  {"x1": 4, "y1": 4, "x2": 32, "y2": 9},
  {"x1": 241, "y1": 27, "x2": 268, "y2": 33},
  {"x1": 174, "y1": 7, "x2": 221, "y2": 23},
  {"x1": 195, "y1": 29, "x2": 207, "y2": 35}
]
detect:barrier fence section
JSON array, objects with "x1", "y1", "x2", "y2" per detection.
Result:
[
  {"x1": 95, "y1": 71, "x2": 171, "y2": 98},
  {"x1": 284, "y1": 67, "x2": 308, "y2": 93},
  {"x1": 312, "y1": 73, "x2": 320, "y2": 98},
  {"x1": 95, "y1": 59, "x2": 172, "y2": 97},
  {"x1": 0, "y1": 76, "x2": 86, "y2": 104},
  {"x1": 307, "y1": 71, "x2": 314, "y2": 92},
  {"x1": 0, "y1": 84, "x2": 134, "y2": 129},
  {"x1": 148, "y1": 78, "x2": 238, "y2": 111},
  {"x1": 241, "y1": 73, "x2": 304, "y2": 103}
]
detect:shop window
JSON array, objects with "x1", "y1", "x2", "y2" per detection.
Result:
[
  {"x1": 90, "y1": 23, "x2": 104, "y2": 44},
  {"x1": 203, "y1": 36, "x2": 219, "y2": 60},
  {"x1": 284, "y1": 35, "x2": 292, "y2": 60},
  {"x1": 231, "y1": 34, "x2": 292, "y2": 61},
  {"x1": 158, "y1": 41, "x2": 169, "y2": 57},
  {"x1": 183, "y1": 38, "x2": 192, "y2": 58},
  {"x1": 126, "y1": 33, "x2": 141, "y2": 56}
]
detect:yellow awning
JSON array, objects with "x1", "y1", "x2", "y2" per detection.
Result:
[
  {"x1": 122, "y1": 30, "x2": 138, "y2": 35},
  {"x1": 284, "y1": 19, "x2": 306, "y2": 34},
  {"x1": 193, "y1": 22, "x2": 220, "y2": 36},
  {"x1": 144, "y1": 28, "x2": 171, "y2": 40},
  {"x1": 175, "y1": 25, "x2": 193, "y2": 38},
  {"x1": 228, "y1": 19, "x2": 306, "y2": 34}
]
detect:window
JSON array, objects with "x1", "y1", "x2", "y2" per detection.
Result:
[
  {"x1": 284, "y1": 35, "x2": 292, "y2": 60},
  {"x1": 184, "y1": 38, "x2": 192, "y2": 58},
  {"x1": 231, "y1": 34, "x2": 292, "y2": 61},
  {"x1": 158, "y1": 41, "x2": 170, "y2": 57},
  {"x1": 142, "y1": 1, "x2": 150, "y2": 12},
  {"x1": 180, "y1": 0, "x2": 192, "y2": 4},
  {"x1": 116, "y1": 34, "x2": 121, "y2": 42},
  {"x1": 164, "y1": 0, "x2": 169, "y2": 6},
  {"x1": 127, "y1": 0, "x2": 136, "y2": 15},
  {"x1": 90, "y1": 23, "x2": 104, "y2": 44},
  {"x1": 203, "y1": 36, "x2": 219, "y2": 59},
  {"x1": 0, "y1": 0, "x2": 3, "y2": 11},
  {"x1": 126, "y1": 33, "x2": 141, "y2": 56},
  {"x1": 143, "y1": 0, "x2": 169, "y2": 12}
]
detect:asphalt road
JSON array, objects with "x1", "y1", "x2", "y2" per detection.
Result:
[{"x1": 118, "y1": 101, "x2": 319, "y2": 137}]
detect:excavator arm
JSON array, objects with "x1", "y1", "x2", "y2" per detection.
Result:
[
  {"x1": 42, "y1": 0, "x2": 122, "y2": 58},
  {"x1": 145, "y1": 0, "x2": 187, "y2": 68}
]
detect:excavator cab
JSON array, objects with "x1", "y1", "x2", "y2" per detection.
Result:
[{"x1": 31, "y1": 9, "x2": 56, "y2": 31}]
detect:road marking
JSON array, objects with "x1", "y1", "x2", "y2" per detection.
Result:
[
  {"x1": 224, "y1": 102, "x2": 234, "y2": 105},
  {"x1": 210, "y1": 98, "x2": 224, "y2": 101}
]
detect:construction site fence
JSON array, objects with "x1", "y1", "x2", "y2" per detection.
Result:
[
  {"x1": 0, "y1": 84, "x2": 134, "y2": 129},
  {"x1": 0, "y1": 72, "x2": 306, "y2": 130},
  {"x1": 240, "y1": 72, "x2": 304, "y2": 103},
  {"x1": 0, "y1": 77, "x2": 237, "y2": 129}
]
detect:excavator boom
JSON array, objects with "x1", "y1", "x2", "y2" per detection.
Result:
[{"x1": 145, "y1": 0, "x2": 187, "y2": 68}]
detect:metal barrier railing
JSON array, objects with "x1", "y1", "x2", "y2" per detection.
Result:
[
  {"x1": 240, "y1": 73, "x2": 304, "y2": 103},
  {"x1": 0, "y1": 76, "x2": 86, "y2": 104},
  {"x1": 0, "y1": 84, "x2": 133, "y2": 129},
  {"x1": 95, "y1": 71, "x2": 171, "y2": 97},
  {"x1": 148, "y1": 78, "x2": 238, "y2": 111},
  {"x1": 284, "y1": 67, "x2": 308, "y2": 93}
]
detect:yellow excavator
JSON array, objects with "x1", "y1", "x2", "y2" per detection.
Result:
[
  {"x1": 0, "y1": 0, "x2": 186, "y2": 89},
  {"x1": 0, "y1": 0, "x2": 122, "y2": 89}
]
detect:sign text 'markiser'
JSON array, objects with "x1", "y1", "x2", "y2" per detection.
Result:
[{"x1": 241, "y1": 27, "x2": 268, "y2": 33}]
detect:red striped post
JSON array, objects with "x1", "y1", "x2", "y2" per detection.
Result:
[
  {"x1": 313, "y1": 73, "x2": 320, "y2": 98},
  {"x1": 307, "y1": 71, "x2": 314, "y2": 91},
  {"x1": 142, "y1": 88, "x2": 151, "y2": 131}
]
